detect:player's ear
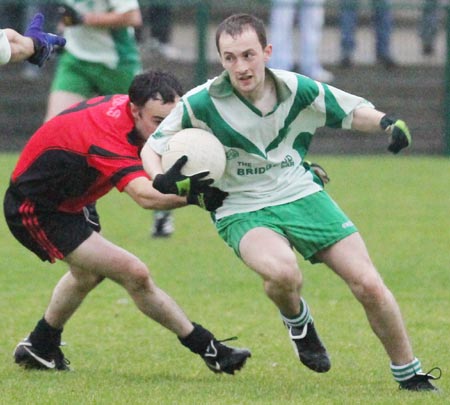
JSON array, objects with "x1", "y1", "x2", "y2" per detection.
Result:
[
  {"x1": 129, "y1": 102, "x2": 141, "y2": 120},
  {"x1": 264, "y1": 43, "x2": 272, "y2": 63}
]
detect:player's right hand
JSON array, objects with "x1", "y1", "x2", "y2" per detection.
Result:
[
  {"x1": 152, "y1": 155, "x2": 213, "y2": 197},
  {"x1": 57, "y1": 4, "x2": 84, "y2": 26},
  {"x1": 187, "y1": 186, "x2": 228, "y2": 212}
]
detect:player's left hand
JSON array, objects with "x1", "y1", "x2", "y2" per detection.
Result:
[
  {"x1": 24, "y1": 13, "x2": 66, "y2": 67},
  {"x1": 303, "y1": 161, "x2": 330, "y2": 185},
  {"x1": 187, "y1": 185, "x2": 229, "y2": 212},
  {"x1": 153, "y1": 155, "x2": 213, "y2": 196},
  {"x1": 380, "y1": 115, "x2": 412, "y2": 154}
]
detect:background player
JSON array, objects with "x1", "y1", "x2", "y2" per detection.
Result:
[
  {"x1": 51, "y1": 0, "x2": 172, "y2": 238},
  {"x1": 45, "y1": 0, "x2": 142, "y2": 120}
]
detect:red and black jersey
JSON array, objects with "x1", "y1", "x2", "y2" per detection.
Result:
[{"x1": 11, "y1": 94, "x2": 148, "y2": 213}]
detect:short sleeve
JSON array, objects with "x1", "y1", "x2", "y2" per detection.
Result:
[{"x1": 0, "y1": 30, "x2": 12, "y2": 65}]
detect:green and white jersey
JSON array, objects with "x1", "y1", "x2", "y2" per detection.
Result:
[
  {"x1": 63, "y1": 0, "x2": 140, "y2": 69},
  {"x1": 149, "y1": 69, "x2": 374, "y2": 219}
]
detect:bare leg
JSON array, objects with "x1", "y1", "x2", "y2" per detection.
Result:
[
  {"x1": 239, "y1": 227, "x2": 331, "y2": 373},
  {"x1": 16, "y1": 232, "x2": 252, "y2": 373},
  {"x1": 44, "y1": 91, "x2": 86, "y2": 122},
  {"x1": 239, "y1": 227, "x2": 302, "y2": 316},
  {"x1": 316, "y1": 232, "x2": 414, "y2": 365},
  {"x1": 47, "y1": 232, "x2": 193, "y2": 337},
  {"x1": 44, "y1": 267, "x2": 104, "y2": 329}
]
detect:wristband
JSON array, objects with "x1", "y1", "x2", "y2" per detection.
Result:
[{"x1": 380, "y1": 114, "x2": 395, "y2": 132}]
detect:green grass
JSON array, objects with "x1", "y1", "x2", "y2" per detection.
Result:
[{"x1": 0, "y1": 153, "x2": 448, "y2": 404}]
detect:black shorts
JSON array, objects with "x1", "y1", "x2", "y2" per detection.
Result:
[{"x1": 3, "y1": 185, "x2": 101, "y2": 263}]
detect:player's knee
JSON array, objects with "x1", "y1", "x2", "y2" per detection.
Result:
[
  {"x1": 266, "y1": 260, "x2": 302, "y2": 291},
  {"x1": 81, "y1": 274, "x2": 104, "y2": 292},
  {"x1": 352, "y1": 275, "x2": 387, "y2": 307},
  {"x1": 124, "y1": 260, "x2": 153, "y2": 292},
  {"x1": 71, "y1": 268, "x2": 104, "y2": 293}
]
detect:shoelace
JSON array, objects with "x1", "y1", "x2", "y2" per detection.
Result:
[
  {"x1": 422, "y1": 367, "x2": 442, "y2": 381},
  {"x1": 53, "y1": 342, "x2": 71, "y2": 366},
  {"x1": 398, "y1": 367, "x2": 442, "y2": 391},
  {"x1": 55, "y1": 352, "x2": 71, "y2": 367},
  {"x1": 204, "y1": 336, "x2": 238, "y2": 357},
  {"x1": 55, "y1": 347, "x2": 71, "y2": 366},
  {"x1": 216, "y1": 336, "x2": 238, "y2": 344}
]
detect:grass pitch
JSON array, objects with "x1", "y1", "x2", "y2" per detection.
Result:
[{"x1": 0, "y1": 153, "x2": 448, "y2": 404}]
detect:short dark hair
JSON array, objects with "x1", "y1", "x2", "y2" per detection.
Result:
[
  {"x1": 215, "y1": 13, "x2": 267, "y2": 53},
  {"x1": 128, "y1": 70, "x2": 183, "y2": 107}
]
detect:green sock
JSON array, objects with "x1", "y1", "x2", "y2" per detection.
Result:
[
  {"x1": 391, "y1": 357, "x2": 422, "y2": 382},
  {"x1": 280, "y1": 298, "x2": 312, "y2": 328}
]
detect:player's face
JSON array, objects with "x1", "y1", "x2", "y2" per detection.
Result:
[
  {"x1": 133, "y1": 96, "x2": 179, "y2": 140},
  {"x1": 218, "y1": 28, "x2": 272, "y2": 99}
]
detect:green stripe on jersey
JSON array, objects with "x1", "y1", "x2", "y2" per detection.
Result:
[
  {"x1": 186, "y1": 88, "x2": 265, "y2": 157},
  {"x1": 111, "y1": 27, "x2": 141, "y2": 67},
  {"x1": 323, "y1": 83, "x2": 347, "y2": 128},
  {"x1": 266, "y1": 75, "x2": 319, "y2": 154}
]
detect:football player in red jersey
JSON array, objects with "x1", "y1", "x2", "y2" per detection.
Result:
[{"x1": 4, "y1": 70, "x2": 249, "y2": 374}]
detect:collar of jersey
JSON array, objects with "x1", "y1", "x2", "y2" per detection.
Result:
[{"x1": 209, "y1": 68, "x2": 291, "y2": 103}]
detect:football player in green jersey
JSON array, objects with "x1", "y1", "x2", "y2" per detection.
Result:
[{"x1": 142, "y1": 13, "x2": 439, "y2": 391}]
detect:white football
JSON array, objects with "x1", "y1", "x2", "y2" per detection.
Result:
[{"x1": 161, "y1": 128, "x2": 226, "y2": 183}]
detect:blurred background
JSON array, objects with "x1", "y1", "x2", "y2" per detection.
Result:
[{"x1": 0, "y1": 0, "x2": 448, "y2": 155}]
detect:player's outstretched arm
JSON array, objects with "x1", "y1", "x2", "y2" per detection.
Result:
[
  {"x1": 352, "y1": 107, "x2": 411, "y2": 154},
  {"x1": 23, "y1": 13, "x2": 66, "y2": 67},
  {"x1": 2, "y1": 28, "x2": 34, "y2": 63},
  {"x1": 124, "y1": 177, "x2": 187, "y2": 210},
  {"x1": 1, "y1": 14, "x2": 65, "y2": 67}
]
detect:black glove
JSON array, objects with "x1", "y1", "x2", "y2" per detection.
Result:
[
  {"x1": 153, "y1": 155, "x2": 212, "y2": 196},
  {"x1": 187, "y1": 185, "x2": 228, "y2": 212},
  {"x1": 24, "y1": 13, "x2": 66, "y2": 67},
  {"x1": 380, "y1": 114, "x2": 412, "y2": 154},
  {"x1": 57, "y1": 4, "x2": 84, "y2": 26},
  {"x1": 303, "y1": 160, "x2": 330, "y2": 186}
]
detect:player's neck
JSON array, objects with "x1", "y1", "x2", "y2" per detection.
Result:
[{"x1": 247, "y1": 76, "x2": 277, "y2": 116}]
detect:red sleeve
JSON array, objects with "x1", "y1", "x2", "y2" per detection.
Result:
[{"x1": 115, "y1": 168, "x2": 150, "y2": 192}]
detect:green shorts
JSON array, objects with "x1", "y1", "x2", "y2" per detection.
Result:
[
  {"x1": 51, "y1": 51, "x2": 141, "y2": 97},
  {"x1": 215, "y1": 191, "x2": 357, "y2": 263}
]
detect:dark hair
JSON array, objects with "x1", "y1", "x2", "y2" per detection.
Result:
[
  {"x1": 215, "y1": 13, "x2": 267, "y2": 53},
  {"x1": 128, "y1": 70, "x2": 183, "y2": 107}
]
